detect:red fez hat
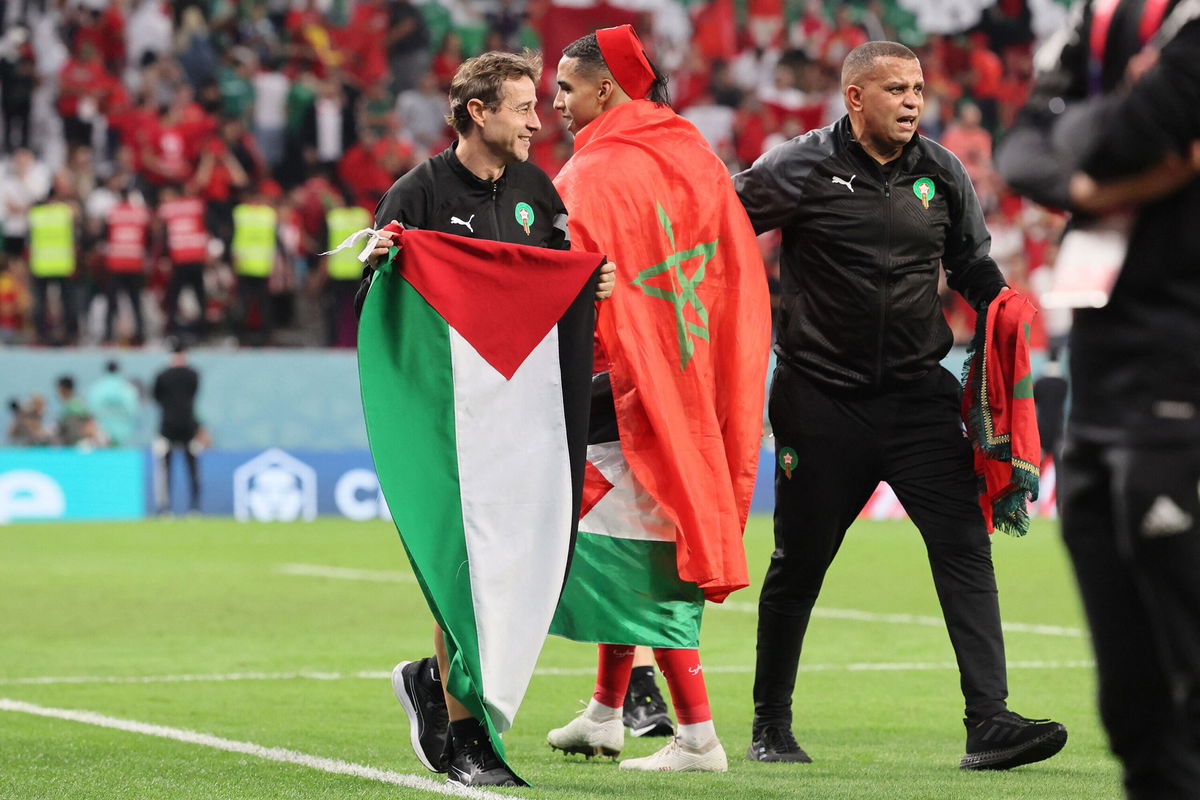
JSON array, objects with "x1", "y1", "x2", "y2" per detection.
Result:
[{"x1": 595, "y1": 24, "x2": 655, "y2": 100}]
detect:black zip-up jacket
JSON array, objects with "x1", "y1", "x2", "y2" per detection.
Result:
[
  {"x1": 734, "y1": 116, "x2": 1005, "y2": 393},
  {"x1": 373, "y1": 142, "x2": 570, "y2": 245},
  {"x1": 355, "y1": 143, "x2": 570, "y2": 313},
  {"x1": 996, "y1": 5, "x2": 1200, "y2": 443}
]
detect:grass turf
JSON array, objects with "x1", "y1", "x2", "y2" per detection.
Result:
[{"x1": 0, "y1": 515, "x2": 1119, "y2": 799}]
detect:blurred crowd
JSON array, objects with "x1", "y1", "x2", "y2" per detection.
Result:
[
  {"x1": 0, "y1": 0, "x2": 1072, "y2": 349},
  {"x1": 7, "y1": 359, "x2": 142, "y2": 447}
]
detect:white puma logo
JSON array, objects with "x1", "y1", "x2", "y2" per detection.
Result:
[
  {"x1": 450, "y1": 214, "x2": 475, "y2": 232},
  {"x1": 688, "y1": 665, "x2": 703, "y2": 675},
  {"x1": 832, "y1": 175, "x2": 856, "y2": 192}
]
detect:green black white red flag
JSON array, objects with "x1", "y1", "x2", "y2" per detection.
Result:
[{"x1": 357, "y1": 228, "x2": 601, "y2": 772}]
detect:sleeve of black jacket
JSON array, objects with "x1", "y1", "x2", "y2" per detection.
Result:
[
  {"x1": 353, "y1": 173, "x2": 427, "y2": 319},
  {"x1": 994, "y1": 1, "x2": 1093, "y2": 210},
  {"x1": 941, "y1": 150, "x2": 1007, "y2": 309},
  {"x1": 732, "y1": 136, "x2": 822, "y2": 234},
  {"x1": 1082, "y1": 18, "x2": 1200, "y2": 180}
]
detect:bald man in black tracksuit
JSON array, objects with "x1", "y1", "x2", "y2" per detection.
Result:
[{"x1": 733, "y1": 40, "x2": 1067, "y2": 771}]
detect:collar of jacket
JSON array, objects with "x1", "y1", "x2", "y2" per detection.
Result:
[
  {"x1": 835, "y1": 114, "x2": 924, "y2": 174},
  {"x1": 444, "y1": 140, "x2": 509, "y2": 192}
]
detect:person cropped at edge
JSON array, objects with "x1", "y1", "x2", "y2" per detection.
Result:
[
  {"x1": 996, "y1": 3, "x2": 1200, "y2": 797},
  {"x1": 732, "y1": 40, "x2": 1067, "y2": 770},
  {"x1": 351, "y1": 50, "x2": 614, "y2": 789}
]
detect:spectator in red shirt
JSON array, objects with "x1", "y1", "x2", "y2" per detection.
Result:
[
  {"x1": 58, "y1": 42, "x2": 111, "y2": 150},
  {"x1": 102, "y1": 188, "x2": 151, "y2": 344},
  {"x1": 941, "y1": 101, "x2": 993, "y2": 186},
  {"x1": 340, "y1": 0, "x2": 390, "y2": 89},
  {"x1": 157, "y1": 183, "x2": 212, "y2": 339},
  {"x1": 336, "y1": 127, "x2": 414, "y2": 211},
  {"x1": 430, "y1": 31, "x2": 464, "y2": 92},
  {"x1": 817, "y1": 6, "x2": 868, "y2": 68},
  {"x1": 195, "y1": 116, "x2": 262, "y2": 245}
]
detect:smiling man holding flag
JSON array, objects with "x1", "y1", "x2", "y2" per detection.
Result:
[
  {"x1": 544, "y1": 25, "x2": 771, "y2": 772},
  {"x1": 355, "y1": 49, "x2": 613, "y2": 788}
]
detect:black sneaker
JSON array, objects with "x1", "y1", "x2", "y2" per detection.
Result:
[
  {"x1": 623, "y1": 681, "x2": 675, "y2": 737},
  {"x1": 960, "y1": 710, "x2": 1068, "y2": 770},
  {"x1": 391, "y1": 658, "x2": 449, "y2": 773},
  {"x1": 747, "y1": 725, "x2": 813, "y2": 763},
  {"x1": 446, "y1": 734, "x2": 528, "y2": 787}
]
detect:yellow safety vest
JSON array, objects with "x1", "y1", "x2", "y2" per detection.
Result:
[
  {"x1": 231, "y1": 204, "x2": 277, "y2": 277},
  {"x1": 326, "y1": 206, "x2": 372, "y2": 281},
  {"x1": 28, "y1": 203, "x2": 75, "y2": 278}
]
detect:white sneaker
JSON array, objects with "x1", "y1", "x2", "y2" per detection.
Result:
[
  {"x1": 618, "y1": 736, "x2": 728, "y2": 772},
  {"x1": 548, "y1": 712, "x2": 624, "y2": 758}
]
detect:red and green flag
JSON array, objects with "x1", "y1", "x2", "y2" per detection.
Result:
[{"x1": 551, "y1": 100, "x2": 772, "y2": 632}]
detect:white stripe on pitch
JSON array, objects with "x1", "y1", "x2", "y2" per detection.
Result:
[
  {"x1": 713, "y1": 601, "x2": 1085, "y2": 638},
  {"x1": 276, "y1": 564, "x2": 417, "y2": 583},
  {"x1": 0, "y1": 698, "x2": 509, "y2": 800},
  {"x1": 0, "y1": 660, "x2": 1095, "y2": 687},
  {"x1": 275, "y1": 561, "x2": 1086, "y2": 639}
]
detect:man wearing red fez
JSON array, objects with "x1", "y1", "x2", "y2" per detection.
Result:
[{"x1": 544, "y1": 25, "x2": 772, "y2": 773}]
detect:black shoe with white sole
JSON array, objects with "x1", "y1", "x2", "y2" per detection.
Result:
[{"x1": 392, "y1": 657, "x2": 449, "y2": 773}]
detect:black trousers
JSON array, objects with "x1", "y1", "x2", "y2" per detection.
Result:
[
  {"x1": 324, "y1": 279, "x2": 359, "y2": 347},
  {"x1": 31, "y1": 275, "x2": 79, "y2": 343},
  {"x1": 105, "y1": 272, "x2": 145, "y2": 342},
  {"x1": 155, "y1": 435, "x2": 200, "y2": 513},
  {"x1": 166, "y1": 262, "x2": 207, "y2": 336},
  {"x1": 755, "y1": 363, "x2": 1008, "y2": 726},
  {"x1": 236, "y1": 275, "x2": 273, "y2": 346},
  {"x1": 1060, "y1": 437, "x2": 1200, "y2": 800}
]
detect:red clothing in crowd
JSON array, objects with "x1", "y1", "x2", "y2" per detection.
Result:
[
  {"x1": 57, "y1": 56, "x2": 110, "y2": 118},
  {"x1": 196, "y1": 133, "x2": 263, "y2": 203},
  {"x1": 106, "y1": 202, "x2": 151, "y2": 273},
  {"x1": 74, "y1": 6, "x2": 126, "y2": 69},
  {"x1": 146, "y1": 121, "x2": 192, "y2": 186},
  {"x1": 337, "y1": 136, "x2": 413, "y2": 210},
  {"x1": 158, "y1": 197, "x2": 209, "y2": 264},
  {"x1": 338, "y1": 2, "x2": 389, "y2": 88}
]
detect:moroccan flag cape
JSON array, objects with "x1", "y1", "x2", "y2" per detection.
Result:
[
  {"x1": 961, "y1": 290, "x2": 1041, "y2": 536},
  {"x1": 357, "y1": 228, "x2": 602, "y2": 773},
  {"x1": 552, "y1": 100, "x2": 771, "y2": 608}
]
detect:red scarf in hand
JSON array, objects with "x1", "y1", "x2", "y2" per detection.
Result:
[{"x1": 961, "y1": 290, "x2": 1041, "y2": 536}]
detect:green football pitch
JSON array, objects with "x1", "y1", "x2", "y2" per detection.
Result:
[{"x1": 1, "y1": 515, "x2": 1121, "y2": 800}]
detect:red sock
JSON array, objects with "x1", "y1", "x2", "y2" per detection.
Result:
[
  {"x1": 593, "y1": 644, "x2": 636, "y2": 708},
  {"x1": 653, "y1": 647, "x2": 711, "y2": 724}
]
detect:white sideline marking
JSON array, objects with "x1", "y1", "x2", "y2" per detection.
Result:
[
  {"x1": 0, "y1": 698, "x2": 509, "y2": 800},
  {"x1": 714, "y1": 600, "x2": 1084, "y2": 638},
  {"x1": 0, "y1": 660, "x2": 1094, "y2": 687},
  {"x1": 277, "y1": 563, "x2": 417, "y2": 583},
  {"x1": 278, "y1": 563, "x2": 1085, "y2": 638}
]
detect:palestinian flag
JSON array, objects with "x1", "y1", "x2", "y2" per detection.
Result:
[
  {"x1": 550, "y1": 440, "x2": 705, "y2": 648},
  {"x1": 357, "y1": 228, "x2": 602, "y2": 772}
]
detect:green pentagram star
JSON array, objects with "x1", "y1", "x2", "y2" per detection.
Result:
[{"x1": 632, "y1": 203, "x2": 719, "y2": 371}]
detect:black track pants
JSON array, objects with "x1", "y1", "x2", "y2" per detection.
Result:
[
  {"x1": 754, "y1": 363, "x2": 1008, "y2": 726},
  {"x1": 1060, "y1": 437, "x2": 1200, "y2": 800}
]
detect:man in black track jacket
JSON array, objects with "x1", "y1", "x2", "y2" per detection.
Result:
[
  {"x1": 353, "y1": 50, "x2": 614, "y2": 789},
  {"x1": 733, "y1": 40, "x2": 1067, "y2": 770},
  {"x1": 997, "y1": 4, "x2": 1200, "y2": 797}
]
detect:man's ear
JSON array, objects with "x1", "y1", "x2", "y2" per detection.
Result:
[
  {"x1": 845, "y1": 85, "x2": 864, "y2": 113},
  {"x1": 597, "y1": 76, "x2": 615, "y2": 105},
  {"x1": 466, "y1": 97, "x2": 489, "y2": 128}
]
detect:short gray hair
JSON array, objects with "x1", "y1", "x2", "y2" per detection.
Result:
[{"x1": 841, "y1": 41, "x2": 918, "y2": 90}]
